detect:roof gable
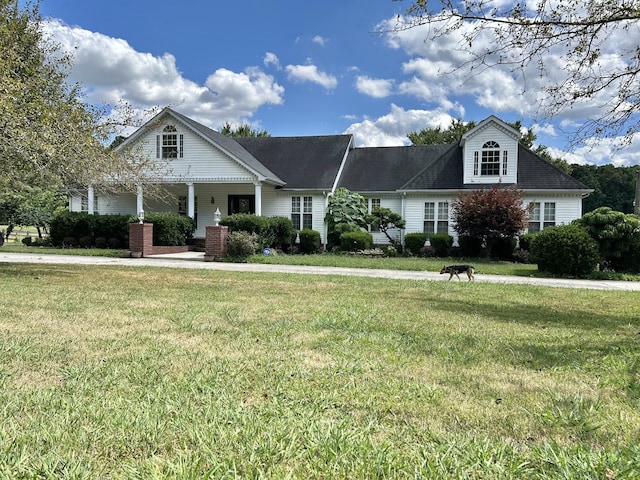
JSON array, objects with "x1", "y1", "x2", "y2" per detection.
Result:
[
  {"x1": 119, "y1": 107, "x2": 285, "y2": 185},
  {"x1": 460, "y1": 115, "x2": 521, "y2": 147}
]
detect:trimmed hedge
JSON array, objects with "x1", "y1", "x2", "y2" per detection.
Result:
[
  {"x1": 299, "y1": 229, "x2": 321, "y2": 254},
  {"x1": 530, "y1": 224, "x2": 600, "y2": 277},
  {"x1": 430, "y1": 233, "x2": 453, "y2": 257},
  {"x1": 49, "y1": 211, "x2": 131, "y2": 247},
  {"x1": 221, "y1": 214, "x2": 296, "y2": 251},
  {"x1": 404, "y1": 232, "x2": 426, "y2": 255},
  {"x1": 143, "y1": 212, "x2": 196, "y2": 246},
  {"x1": 340, "y1": 231, "x2": 373, "y2": 251}
]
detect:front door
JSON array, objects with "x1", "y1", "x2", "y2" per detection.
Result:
[{"x1": 228, "y1": 195, "x2": 255, "y2": 215}]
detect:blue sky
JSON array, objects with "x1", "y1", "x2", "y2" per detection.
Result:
[{"x1": 37, "y1": 0, "x2": 640, "y2": 166}]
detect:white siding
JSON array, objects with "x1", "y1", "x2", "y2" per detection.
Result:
[
  {"x1": 463, "y1": 124, "x2": 519, "y2": 185},
  {"x1": 134, "y1": 126, "x2": 257, "y2": 182},
  {"x1": 522, "y1": 193, "x2": 584, "y2": 231}
]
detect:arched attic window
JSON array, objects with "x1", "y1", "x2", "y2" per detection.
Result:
[
  {"x1": 473, "y1": 141, "x2": 507, "y2": 176},
  {"x1": 156, "y1": 125, "x2": 183, "y2": 159}
]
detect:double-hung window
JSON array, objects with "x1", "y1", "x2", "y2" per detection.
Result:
[
  {"x1": 528, "y1": 202, "x2": 555, "y2": 232},
  {"x1": 157, "y1": 125, "x2": 184, "y2": 159},
  {"x1": 543, "y1": 202, "x2": 556, "y2": 229},
  {"x1": 481, "y1": 141, "x2": 501, "y2": 176},
  {"x1": 292, "y1": 196, "x2": 312, "y2": 230},
  {"x1": 424, "y1": 201, "x2": 449, "y2": 237}
]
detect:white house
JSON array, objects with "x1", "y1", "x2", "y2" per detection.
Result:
[{"x1": 70, "y1": 108, "x2": 591, "y2": 245}]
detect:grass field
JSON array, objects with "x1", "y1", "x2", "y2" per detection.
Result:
[{"x1": 1, "y1": 262, "x2": 639, "y2": 478}]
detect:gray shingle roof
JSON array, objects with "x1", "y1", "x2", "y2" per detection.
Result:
[
  {"x1": 237, "y1": 135, "x2": 352, "y2": 190},
  {"x1": 340, "y1": 142, "x2": 589, "y2": 192},
  {"x1": 516, "y1": 145, "x2": 590, "y2": 190},
  {"x1": 337, "y1": 144, "x2": 456, "y2": 192}
]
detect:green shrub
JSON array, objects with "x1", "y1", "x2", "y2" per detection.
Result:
[
  {"x1": 518, "y1": 233, "x2": 537, "y2": 252},
  {"x1": 327, "y1": 222, "x2": 359, "y2": 250},
  {"x1": 50, "y1": 211, "x2": 95, "y2": 246},
  {"x1": 299, "y1": 229, "x2": 321, "y2": 254},
  {"x1": 430, "y1": 233, "x2": 453, "y2": 257},
  {"x1": 626, "y1": 234, "x2": 640, "y2": 274},
  {"x1": 220, "y1": 214, "x2": 267, "y2": 235},
  {"x1": 340, "y1": 231, "x2": 373, "y2": 251},
  {"x1": 226, "y1": 231, "x2": 258, "y2": 260},
  {"x1": 530, "y1": 225, "x2": 600, "y2": 277},
  {"x1": 264, "y1": 216, "x2": 297, "y2": 251},
  {"x1": 490, "y1": 237, "x2": 517, "y2": 260},
  {"x1": 458, "y1": 235, "x2": 483, "y2": 257},
  {"x1": 144, "y1": 212, "x2": 195, "y2": 246},
  {"x1": 49, "y1": 211, "x2": 131, "y2": 247},
  {"x1": 79, "y1": 236, "x2": 93, "y2": 248},
  {"x1": 221, "y1": 214, "x2": 296, "y2": 251},
  {"x1": 404, "y1": 232, "x2": 426, "y2": 255}
]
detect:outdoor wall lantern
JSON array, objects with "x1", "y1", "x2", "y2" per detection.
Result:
[
  {"x1": 213, "y1": 207, "x2": 222, "y2": 226},
  {"x1": 138, "y1": 210, "x2": 144, "y2": 224}
]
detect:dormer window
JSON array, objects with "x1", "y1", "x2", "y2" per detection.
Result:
[
  {"x1": 156, "y1": 125, "x2": 184, "y2": 159},
  {"x1": 473, "y1": 141, "x2": 507, "y2": 176}
]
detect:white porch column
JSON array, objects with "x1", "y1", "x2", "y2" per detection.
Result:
[
  {"x1": 254, "y1": 182, "x2": 262, "y2": 216},
  {"x1": 87, "y1": 185, "x2": 95, "y2": 215},
  {"x1": 136, "y1": 184, "x2": 144, "y2": 216},
  {"x1": 187, "y1": 182, "x2": 195, "y2": 218}
]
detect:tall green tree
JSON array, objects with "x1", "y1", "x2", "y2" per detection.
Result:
[
  {"x1": 570, "y1": 164, "x2": 640, "y2": 214},
  {"x1": 220, "y1": 122, "x2": 271, "y2": 138},
  {"x1": 408, "y1": 118, "x2": 537, "y2": 148},
  {"x1": 1, "y1": 0, "x2": 157, "y2": 193},
  {"x1": 394, "y1": 0, "x2": 640, "y2": 145}
]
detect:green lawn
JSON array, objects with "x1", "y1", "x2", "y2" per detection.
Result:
[{"x1": 0, "y1": 263, "x2": 638, "y2": 478}]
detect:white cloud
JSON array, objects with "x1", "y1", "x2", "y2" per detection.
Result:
[
  {"x1": 345, "y1": 104, "x2": 456, "y2": 147},
  {"x1": 41, "y1": 19, "x2": 284, "y2": 130},
  {"x1": 312, "y1": 35, "x2": 328, "y2": 46},
  {"x1": 263, "y1": 52, "x2": 281, "y2": 70},
  {"x1": 355, "y1": 76, "x2": 394, "y2": 98},
  {"x1": 285, "y1": 63, "x2": 337, "y2": 90},
  {"x1": 550, "y1": 136, "x2": 640, "y2": 167}
]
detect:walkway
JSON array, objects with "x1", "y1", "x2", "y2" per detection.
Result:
[{"x1": 1, "y1": 251, "x2": 640, "y2": 291}]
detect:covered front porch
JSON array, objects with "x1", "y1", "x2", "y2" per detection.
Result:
[{"x1": 83, "y1": 181, "x2": 269, "y2": 238}]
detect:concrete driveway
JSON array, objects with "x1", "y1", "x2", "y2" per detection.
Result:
[{"x1": 2, "y1": 251, "x2": 640, "y2": 291}]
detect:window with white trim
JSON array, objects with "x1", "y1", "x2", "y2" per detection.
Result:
[
  {"x1": 157, "y1": 125, "x2": 184, "y2": 159},
  {"x1": 424, "y1": 201, "x2": 449, "y2": 237},
  {"x1": 481, "y1": 141, "x2": 501, "y2": 175},
  {"x1": 528, "y1": 202, "x2": 555, "y2": 232},
  {"x1": 80, "y1": 195, "x2": 98, "y2": 213},
  {"x1": 543, "y1": 202, "x2": 556, "y2": 229},
  {"x1": 292, "y1": 196, "x2": 312, "y2": 230}
]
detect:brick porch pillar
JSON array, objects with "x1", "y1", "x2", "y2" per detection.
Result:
[
  {"x1": 205, "y1": 225, "x2": 228, "y2": 261},
  {"x1": 129, "y1": 223, "x2": 153, "y2": 257}
]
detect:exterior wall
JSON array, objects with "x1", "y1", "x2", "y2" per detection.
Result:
[
  {"x1": 261, "y1": 190, "x2": 329, "y2": 243},
  {"x1": 361, "y1": 194, "x2": 403, "y2": 245},
  {"x1": 136, "y1": 123, "x2": 255, "y2": 182},
  {"x1": 404, "y1": 193, "x2": 456, "y2": 239},
  {"x1": 97, "y1": 193, "x2": 137, "y2": 216},
  {"x1": 522, "y1": 193, "x2": 584, "y2": 231},
  {"x1": 462, "y1": 125, "x2": 519, "y2": 185}
]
